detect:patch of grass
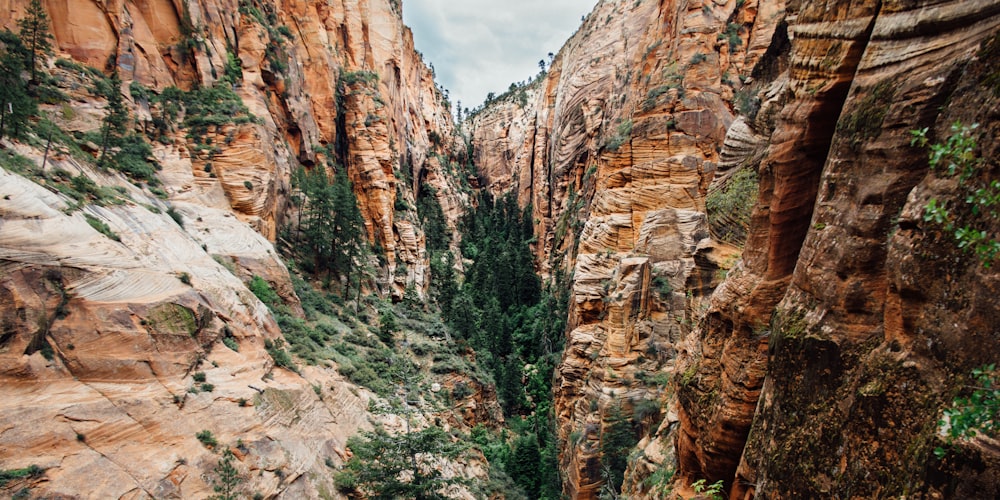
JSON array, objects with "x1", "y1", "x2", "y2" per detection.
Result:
[
  {"x1": 83, "y1": 214, "x2": 121, "y2": 242},
  {"x1": 0, "y1": 150, "x2": 36, "y2": 173},
  {"x1": 0, "y1": 465, "x2": 44, "y2": 487}
]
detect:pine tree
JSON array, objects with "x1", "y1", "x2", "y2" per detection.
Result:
[
  {"x1": 338, "y1": 426, "x2": 465, "y2": 500},
  {"x1": 98, "y1": 74, "x2": 129, "y2": 168},
  {"x1": 430, "y1": 251, "x2": 458, "y2": 317},
  {"x1": 210, "y1": 448, "x2": 242, "y2": 500},
  {"x1": 292, "y1": 165, "x2": 367, "y2": 295},
  {"x1": 17, "y1": 0, "x2": 53, "y2": 84},
  {"x1": 330, "y1": 168, "x2": 366, "y2": 295},
  {"x1": 0, "y1": 30, "x2": 35, "y2": 139},
  {"x1": 509, "y1": 434, "x2": 542, "y2": 498},
  {"x1": 600, "y1": 405, "x2": 638, "y2": 496}
]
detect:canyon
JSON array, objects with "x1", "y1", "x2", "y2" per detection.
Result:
[{"x1": 1, "y1": 0, "x2": 999, "y2": 499}]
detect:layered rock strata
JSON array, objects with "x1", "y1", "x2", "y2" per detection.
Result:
[
  {"x1": 469, "y1": 0, "x2": 782, "y2": 497},
  {"x1": 667, "y1": 0, "x2": 1000, "y2": 498},
  {"x1": 0, "y1": 0, "x2": 473, "y2": 496}
]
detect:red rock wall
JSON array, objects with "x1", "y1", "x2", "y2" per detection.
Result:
[
  {"x1": 470, "y1": 0, "x2": 783, "y2": 497},
  {"x1": 670, "y1": 0, "x2": 1000, "y2": 499},
  {"x1": 0, "y1": 0, "x2": 469, "y2": 496},
  {"x1": 472, "y1": 0, "x2": 1000, "y2": 498}
]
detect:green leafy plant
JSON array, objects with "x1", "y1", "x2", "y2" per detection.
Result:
[
  {"x1": 335, "y1": 426, "x2": 466, "y2": 498},
  {"x1": 912, "y1": 122, "x2": 999, "y2": 267},
  {"x1": 692, "y1": 478, "x2": 724, "y2": 499},
  {"x1": 935, "y1": 364, "x2": 998, "y2": 458},
  {"x1": 211, "y1": 447, "x2": 243, "y2": 500},
  {"x1": 196, "y1": 430, "x2": 219, "y2": 448}
]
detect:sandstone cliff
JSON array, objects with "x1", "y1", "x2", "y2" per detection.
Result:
[
  {"x1": 0, "y1": 0, "x2": 476, "y2": 497},
  {"x1": 470, "y1": 0, "x2": 1000, "y2": 498},
  {"x1": 469, "y1": 0, "x2": 780, "y2": 496}
]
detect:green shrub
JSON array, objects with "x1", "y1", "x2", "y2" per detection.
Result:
[
  {"x1": 264, "y1": 338, "x2": 295, "y2": 370},
  {"x1": 84, "y1": 214, "x2": 121, "y2": 242},
  {"x1": 605, "y1": 119, "x2": 633, "y2": 151},
  {"x1": 692, "y1": 479, "x2": 724, "y2": 500},
  {"x1": 913, "y1": 122, "x2": 999, "y2": 266},
  {"x1": 222, "y1": 337, "x2": 239, "y2": 352},
  {"x1": 249, "y1": 275, "x2": 280, "y2": 307},
  {"x1": 193, "y1": 371, "x2": 206, "y2": 382},
  {"x1": 706, "y1": 167, "x2": 758, "y2": 245},
  {"x1": 166, "y1": 206, "x2": 184, "y2": 228},
  {"x1": 935, "y1": 364, "x2": 998, "y2": 457},
  {"x1": 0, "y1": 465, "x2": 43, "y2": 487},
  {"x1": 196, "y1": 430, "x2": 218, "y2": 448},
  {"x1": 112, "y1": 135, "x2": 160, "y2": 184}
]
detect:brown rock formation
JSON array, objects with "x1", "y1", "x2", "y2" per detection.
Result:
[
  {"x1": 471, "y1": 0, "x2": 1000, "y2": 498},
  {"x1": 0, "y1": 0, "x2": 472, "y2": 496},
  {"x1": 469, "y1": 0, "x2": 779, "y2": 496},
  {"x1": 668, "y1": 0, "x2": 1000, "y2": 499}
]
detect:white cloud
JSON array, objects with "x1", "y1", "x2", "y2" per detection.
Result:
[{"x1": 403, "y1": 0, "x2": 596, "y2": 112}]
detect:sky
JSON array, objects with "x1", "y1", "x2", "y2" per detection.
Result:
[{"x1": 402, "y1": 0, "x2": 597, "y2": 113}]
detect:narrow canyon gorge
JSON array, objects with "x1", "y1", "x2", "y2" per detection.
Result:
[{"x1": 0, "y1": 0, "x2": 998, "y2": 498}]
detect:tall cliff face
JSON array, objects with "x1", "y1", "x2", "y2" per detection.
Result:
[
  {"x1": 471, "y1": 0, "x2": 1000, "y2": 498},
  {"x1": 469, "y1": 0, "x2": 783, "y2": 497},
  {"x1": 0, "y1": 0, "x2": 472, "y2": 497}
]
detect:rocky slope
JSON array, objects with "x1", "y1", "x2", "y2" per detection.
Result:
[
  {"x1": 469, "y1": 0, "x2": 1000, "y2": 498},
  {"x1": 0, "y1": 0, "x2": 479, "y2": 497}
]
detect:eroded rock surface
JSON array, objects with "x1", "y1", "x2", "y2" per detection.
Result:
[{"x1": 0, "y1": 0, "x2": 470, "y2": 497}]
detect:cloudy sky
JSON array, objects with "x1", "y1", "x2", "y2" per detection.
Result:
[{"x1": 402, "y1": 0, "x2": 596, "y2": 113}]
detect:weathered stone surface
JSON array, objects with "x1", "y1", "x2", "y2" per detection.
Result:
[
  {"x1": 470, "y1": 0, "x2": 776, "y2": 496},
  {"x1": 667, "y1": 1, "x2": 1000, "y2": 499},
  {"x1": 0, "y1": 0, "x2": 472, "y2": 497}
]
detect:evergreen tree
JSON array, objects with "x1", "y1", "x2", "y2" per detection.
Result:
[
  {"x1": 291, "y1": 165, "x2": 367, "y2": 295},
  {"x1": 337, "y1": 426, "x2": 465, "y2": 500},
  {"x1": 330, "y1": 168, "x2": 366, "y2": 295},
  {"x1": 417, "y1": 185, "x2": 450, "y2": 252},
  {"x1": 210, "y1": 448, "x2": 242, "y2": 500},
  {"x1": 0, "y1": 30, "x2": 35, "y2": 139},
  {"x1": 600, "y1": 404, "x2": 638, "y2": 496},
  {"x1": 17, "y1": 0, "x2": 53, "y2": 83},
  {"x1": 509, "y1": 433, "x2": 542, "y2": 498},
  {"x1": 430, "y1": 250, "x2": 458, "y2": 317},
  {"x1": 98, "y1": 74, "x2": 129, "y2": 168}
]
